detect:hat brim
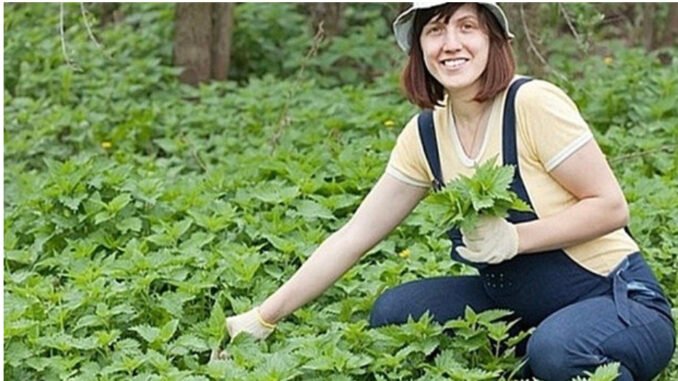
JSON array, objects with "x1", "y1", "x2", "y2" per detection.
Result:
[{"x1": 393, "y1": 2, "x2": 514, "y2": 53}]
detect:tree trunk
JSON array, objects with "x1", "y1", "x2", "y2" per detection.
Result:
[
  {"x1": 174, "y1": 3, "x2": 233, "y2": 86},
  {"x1": 211, "y1": 3, "x2": 233, "y2": 81},
  {"x1": 660, "y1": 3, "x2": 678, "y2": 48},
  {"x1": 640, "y1": 3, "x2": 657, "y2": 51},
  {"x1": 307, "y1": 3, "x2": 344, "y2": 37},
  {"x1": 99, "y1": 3, "x2": 123, "y2": 27}
]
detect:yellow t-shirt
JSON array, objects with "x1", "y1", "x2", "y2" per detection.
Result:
[{"x1": 386, "y1": 76, "x2": 638, "y2": 276}]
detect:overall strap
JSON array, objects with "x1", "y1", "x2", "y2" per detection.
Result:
[
  {"x1": 501, "y1": 77, "x2": 536, "y2": 217},
  {"x1": 501, "y1": 77, "x2": 533, "y2": 167},
  {"x1": 417, "y1": 110, "x2": 444, "y2": 191}
]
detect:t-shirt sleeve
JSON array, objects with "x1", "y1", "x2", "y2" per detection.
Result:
[
  {"x1": 385, "y1": 114, "x2": 432, "y2": 188},
  {"x1": 516, "y1": 80, "x2": 593, "y2": 172}
]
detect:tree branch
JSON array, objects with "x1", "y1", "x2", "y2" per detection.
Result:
[
  {"x1": 519, "y1": 4, "x2": 569, "y2": 83},
  {"x1": 60, "y1": 3, "x2": 81, "y2": 71},
  {"x1": 558, "y1": 4, "x2": 584, "y2": 48},
  {"x1": 80, "y1": 2, "x2": 109, "y2": 58},
  {"x1": 609, "y1": 144, "x2": 677, "y2": 164},
  {"x1": 519, "y1": 4, "x2": 549, "y2": 69}
]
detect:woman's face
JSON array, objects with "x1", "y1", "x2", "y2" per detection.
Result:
[{"x1": 419, "y1": 4, "x2": 490, "y2": 96}]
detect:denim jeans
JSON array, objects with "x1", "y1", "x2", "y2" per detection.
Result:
[{"x1": 369, "y1": 255, "x2": 675, "y2": 381}]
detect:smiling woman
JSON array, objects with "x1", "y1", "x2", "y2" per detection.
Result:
[
  {"x1": 221, "y1": 2, "x2": 676, "y2": 380},
  {"x1": 416, "y1": 5, "x2": 488, "y2": 103},
  {"x1": 401, "y1": 3, "x2": 514, "y2": 109}
]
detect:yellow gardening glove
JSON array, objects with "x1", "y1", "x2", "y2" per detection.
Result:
[
  {"x1": 457, "y1": 216, "x2": 519, "y2": 264},
  {"x1": 210, "y1": 307, "x2": 276, "y2": 361},
  {"x1": 226, "y1": 307, "x2": 276, "y2": 340}
]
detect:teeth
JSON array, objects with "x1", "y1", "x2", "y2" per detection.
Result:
[{"x1": 442, "y1": 59, "x2": 467, "y2": 68}]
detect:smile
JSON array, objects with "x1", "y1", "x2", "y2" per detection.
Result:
[{"x1": 441, "y1": 58, "x2": 469, "y2": 69}]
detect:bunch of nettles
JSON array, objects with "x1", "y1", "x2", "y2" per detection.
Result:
[{"x1": 427, "y1": 158, "x2": 532, "y2": 232}]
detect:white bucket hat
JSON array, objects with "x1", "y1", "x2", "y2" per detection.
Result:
[{"x1": 393, "y1": 1, "x2": 514, "y2": 52}]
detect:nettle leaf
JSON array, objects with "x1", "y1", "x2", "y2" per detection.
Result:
[
  {"x1": 147, "y1": 233, "x2": 174, "y2": 247},
  {"x1": 131, "y1": 325, "x2": 160, "y2": 344},
  {"x1": 5, "y1": 249, "x2": 38, "y2": 265},
  {"x1": 426, "y1": 158, "x2": 532, "y2": 232},
  {"x1": 144, "y1": 348, "x2": 172, "y2": 372},
  {"x1": 179, "y1": 231, "x2": 214, "y2": 251},
  {"x1": 116, "y1": 217, "x2": 143, "y2": 233},
  {"x1": 188, "y1": 208, "x2": 233, "y2": 233},
  {"x1": 169, "y1": 334, "x2": 209, "y2": 355},
  {"x1": 572, "y1": 362, "x2": 620, "y2": 381},
  {"x1": 5, "y1": 341, "x2": 33, "y2": 367},
  {"x1": 74, "y1": 314, "x2": 105, "y2": 331},
  {"x1": 110, "y1": 303, "x2": 138, "y2": 318},
  {"x1": 293, "y1": 199, "x2": 335, "y2": 220},
  {"x1": 36, "y1": 333, "x2": 98, "y2": 352},
  {"x1": 169, "y1": 219, "x2": 193, "y2": 241},
  {"x1": 94, "y1": 211, "x2": 114, "y2": 225},
  {"x1": 229, "y1": 251, "x2": 262, "y2": 282},
  {"x1": 261, "y1": 233, "x2": 297, "y2": 253},
  {"x1": 476, "y1": 309, "x2": 514, "y2": 323},
  {"x1": 146, "y1": 219, "x2": 192, "y2": 247},
  {"x1": 158, "y1": 319, "x2": 179, "y2": 343},
  {"x1": 83, "y1": 191, "x2": 105, "y2": 216},
  {"x1": 433, "y1": 349, "x2": 463, "y2": 371},
  {"x1": 123, "y1": 177, "x2": 164, "y2": 205},
  {"x1": 59, "y1": 193, "x2": 88, "y2": 212},
  {"x1": 251, "y1": 183, "x2": 300, "y2": 204},
  {"x1": 95, "y1": 329, "x2": 121, "y2": 347},
  {"x1": 207, "y1": 300, "x2": 226, "y2": 347},
  {"x1": 106, "y1": 193, "x2": 132, "y2": 214}
]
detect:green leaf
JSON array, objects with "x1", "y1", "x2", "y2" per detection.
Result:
[
  {"x1": 94, "y1": 211, "x2": 113, "y2": 225},
  {"x1": 572, "y1": 362, "x2": 620, "y2": 381},
  {"x1": 157, "y1": 319, "x2": 179, "y2": 343},
  {"x1": 107, "y1": 193, "x2": 132, "y2": 214},
  {"x1": 425, "y1": 157, "x2": 532, "y2": 232},
  {"x1": 131, "y1": 324, "x2": 160, "y2": 344},
  {"x1": 207, "y1": 300, "x2": 226, "y2": 347},
  {"x1": 294, "y1": 199, "x2": 335, "y2": 220},
  {"x1": 116, "y1": 217, "x2": 142, "y2": 233},
  {"x1": 251, "y1": 183, "x2": 300, "y2": 204}
]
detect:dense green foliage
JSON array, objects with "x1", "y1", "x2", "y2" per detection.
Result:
[{"x1": 4, "y1": 3, "x2": 677, "y2": 380}]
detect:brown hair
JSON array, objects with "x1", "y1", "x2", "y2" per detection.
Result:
[{"x1": 401, "y1": 3, "x2": 515, "y2": 109}]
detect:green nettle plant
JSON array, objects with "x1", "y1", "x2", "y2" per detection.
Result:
[
  {"x1": 3, "y1": 3, "x2": 676, "y2": 380},
  {"x1": 426, "y1": 158, "x2": 532, "y2": 232}
]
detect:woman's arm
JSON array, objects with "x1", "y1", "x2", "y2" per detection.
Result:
[
  {"x1": 516, "y1": 139, "x2": 629, "y2": 254},
  {"x1": 258, "y1": 173, "x2": 429, "y2": 323}
]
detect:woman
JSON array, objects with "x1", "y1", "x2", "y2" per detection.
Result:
[{"x1": 223, "y1": 2, "x2": 675, "y2": 380}]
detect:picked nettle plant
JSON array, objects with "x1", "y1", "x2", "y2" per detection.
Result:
[{"x1": 427, "y1": 158, "x2": 532, "y2": 233}]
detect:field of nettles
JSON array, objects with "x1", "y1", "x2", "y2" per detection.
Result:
[{"x1": 4, "y1": 3, "x2": 677, "y2": 380}]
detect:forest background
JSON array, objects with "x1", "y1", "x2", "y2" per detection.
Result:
[{"x1": 3, "y1": 3, "x2": 678, "y2": 380}]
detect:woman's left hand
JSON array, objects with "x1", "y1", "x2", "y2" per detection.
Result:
[{"x1": 457, "y1": 216, "x2": 519, "y2": 264}]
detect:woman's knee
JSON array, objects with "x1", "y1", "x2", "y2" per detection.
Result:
[
  {"x1": 526, "y1": 320, "x2": 633, "y2": 381},
  {"x1": 526, "y1": 327, "x2": 595, "y2": 381},
  {"x1": 369, "y1": 288, "x2": 410, "y2": 328}
]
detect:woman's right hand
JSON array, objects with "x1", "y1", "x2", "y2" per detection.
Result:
[
  {"x1": 210, "y1": 307, "x2": 276, "y2": 361},
  {"x1": 226, "y1": 307, "x2": 276, "y2": 340}
]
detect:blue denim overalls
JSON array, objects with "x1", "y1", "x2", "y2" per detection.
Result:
[{"x1": 414, "y1": 78, "x2": 675, "y2": 380}]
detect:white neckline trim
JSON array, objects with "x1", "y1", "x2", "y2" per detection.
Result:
[
  {"x1": 447, "y1": 103, "x2": 492, "y2": 168},
  {"x1": 446, "y1": 76, "x2": 526, "y2": 168}
]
